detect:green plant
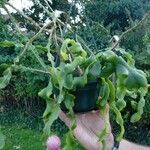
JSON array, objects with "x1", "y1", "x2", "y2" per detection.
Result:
[
  {"x1": 0, "y1": 1, "x2": 149, "y2": 150},
  {"x1": 0, "y1": 38, "x2": 148, "y2": 149}
]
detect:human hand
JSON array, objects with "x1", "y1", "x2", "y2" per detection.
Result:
[{"x1": 59, "y1": 106, "x2": 114, "y2": 150}]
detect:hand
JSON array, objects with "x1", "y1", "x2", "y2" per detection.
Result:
[{"x1": 59, "y1": 106, "x2": 114, "y2": 150}]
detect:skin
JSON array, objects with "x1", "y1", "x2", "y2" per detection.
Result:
[
  {"x1": 59, "y1": 105, "x2": 114, "y2": 150},
  {"x1": 59, "y1": 105, "x2": 150, "y2": 150}
]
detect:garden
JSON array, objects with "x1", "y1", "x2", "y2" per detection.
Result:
[{"x1": 0, "y1": 0, "x2": 150, "y2": 150}]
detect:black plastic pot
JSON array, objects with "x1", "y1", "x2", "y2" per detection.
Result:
[
  {"x1": 53, "y1": 54, "x2": 100, "y2": 112},
  {"x1": 60, "y1": 80, "x2": 100, "y2": 112}
]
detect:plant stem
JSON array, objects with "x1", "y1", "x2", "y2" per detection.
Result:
[
  {"x1": 14, "y1": 21, "x2": 52, "y2": 65},
  {"x1": 14, "y1": 65, "x2": 50, "y2": 75}
]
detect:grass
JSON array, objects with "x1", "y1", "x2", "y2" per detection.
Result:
[
  {"x1": 2, "y1": 125, "x2": 83, "y2": 150},
  {"x1": 0, "y1": 100, "x2": 149, "y2": 149},
  {"x1": 2, "y1": 125, "x2": 45, "y2": 150},
  {"x1": 0, "y1": 102, "x2": 84, "y2": 150}
]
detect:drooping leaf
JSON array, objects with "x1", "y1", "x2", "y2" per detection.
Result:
[
  {"x1": 88, "y1": 61, "x2": 101, "y2": 79},
  {"x1": 0, "y1": 130, "x2": 5, "y2": 149},
  {"x1": 0, "y1": 41, "x2": 15, "y2": 48},
  {"x1": 116, "y1": 87, "x2": 126, "y2": 111},
  {"x1": 125, "y1": 69, "x2": 148, "y2": 90},
  {"x1": 64, "y1": 92, "x2": 75, "y2": 118},
  {"x1": 0, "y1": 63, "x2": 10, "y2": 75},
  {"x1": 131, "y1": 93, "x2": 145, "y2": 123},
  {"x1": 63, "y1": 56, "x2": 84, "y2": 74},
  {"x1": 0, "y1": 67, "x2": 12, "y2": 89},
  {"x1": 69, "y1": 42, "x2": 87, "y2": 58},
  {"x1": 131, "y1": 100, "x2": 138, "y2": 110},
  {"x1": 62, "y1": 130, "x2": 76, "y2": 150},
  {"x1": 107, "y1": 79, "x2": 115, "y2": 104},
  {"x1": 110, "y1": 102, "x2": 125, "y2": 142},
  {"x1": 98, "y1": 78, "x2": 110, "y2": 107},
  {"x1": 63, "y1": 74, "x2": 74, "y2": 89},
  {"x1": 98, "y1": 122, "x2": 110, "y2": 150},
  {"x1": 60, "y1": 39, "x2": 74, "y2": 61},
  {"x1": 43, "y1": 101, "x2": 61, "y2": 135},
  {"x1": 38, "y1": 80, "x2": 53, "y2": 100},
  {"x1": 36, "y1": 45, "x2": 48, "y2": 52},
  {"x1": 116, "y1": 57, "x2": 147, "y2": 90},
  {"x1": 100, "y1": 63, "x2": 114, "y2": 78},
  {"x1": 72, "y1": 66, "x2": 89, "y2": 89}
]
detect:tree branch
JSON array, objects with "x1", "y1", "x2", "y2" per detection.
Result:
[
  {"x1": 14, "y1": 21, "x2": 52, "y2": 65},
  {"x1": 111, "y1": 12, "x2": 150, "y2": 50},
  {"x1": 6, "y1": 2, "x2": 51, "y2": 34},
  {"x1": 3, "y1": 6, "x2": 22, "y2": 34}
]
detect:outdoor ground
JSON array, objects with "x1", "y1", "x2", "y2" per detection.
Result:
[
  {"x1": 0, "y1": 103, "x2": 84, "y2": 150},
  {"x1": 0, "y1": 102, "x2": 149, "y2": 150}
]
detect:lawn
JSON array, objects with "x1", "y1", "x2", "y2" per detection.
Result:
[
  {"x1": 0, "y1": 103, "x2": 84, "y2": 150},
  {"x1": 0, "y1": 102, "x2": 149, "y2": 150},
  {"x1": 2, "y1": 125, "x2": 45, "y2": 150}
]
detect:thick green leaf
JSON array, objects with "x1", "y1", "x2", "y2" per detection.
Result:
[
  {"x1": 131, "y1": 100, "x2": 138, "y2": 110},
  {"x1": 0, "y1": 63, "x2": 10, "y2": 75},
  {"x1": 116, "y1": 87, "x2": 126, "y2": 111},
  {"x1": 88, "y1": 61, "x2": 101, "y2": 79},
  {"x1": 60, "y1": 39, "x2": 87, "y2": 61},
  {"x1": 0, "y1": 41, "x2": 15, "y2": 48},
  {"x1": 98, "y1": 123, "x2": 110, "y2": 150},
  {"x1": 69, "y1": 42, "x2": 87, "y2": 58},
  {"x1": 72, "y1": 67, "x2": 89, "y2": 89},
  {"x1": 98, "y1": 78, "x2": 110, "y2": 107},
  {"x1": 107, "y1": 79, "x2": 115, "y2": 104},
  {"x1": 125, "y1": 69, "x2": 147, "y2": 90},
  {"x1": 100, "y1": 63, "x2": 114, "y2": 78},
  {"x1": 63, "y1": 74, "x2": 74, "y2": 89},
  {"x1": 43, "y1": 102, "x2": 61, "y2": 135},
  {"x1": 64, "y1": 92, "x2": 75, "y2": 118},
  {"x1": 110, "y1": 102, "x2": 125, "y2": 142},
  {"x1": 115, "y1": 48, "x2": 135, "y2": 65},
  {"x1": 60, "y1": 39, "x2": 75, "y2": 61},
  {"x1": 0, "y1": 67, "x2": 12, "y2": 89},
  {"x1": 38, "y1": 80, "x2": 53, "y2": 100},
  {"x1": 116, "y1": 57, "x2": 147, "y2": 90},
  {"x1": 131, "y1": 94, "x2": 145, "y2": 123},
  {"x1": 0, "y1": 131, "x2": 5, "y2": 149},
  {"x1": 63, "y1": 56, "x2": 84, "y2": 74},
  {"x1": 36, "y1": 45, "x2": 48, "y2": 52},
  {"x1": 62, "y1": 130, "x2": 76, "y2": 150}
]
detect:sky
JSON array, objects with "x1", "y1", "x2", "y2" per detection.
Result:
[{"x1": 1, "y1": 0, "x2": 33, "y2": 14}]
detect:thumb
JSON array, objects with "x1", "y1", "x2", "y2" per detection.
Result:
[{"x1": 59, "y1": 111, "x2": 72, "y2": 127}]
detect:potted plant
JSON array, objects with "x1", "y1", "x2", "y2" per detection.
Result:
[
  {"x1": 0, "y1": 1, "x2": 149, "y2": 149},
  {"x1": 1, "y1": 38, "x2": 148, "y2": 149}
]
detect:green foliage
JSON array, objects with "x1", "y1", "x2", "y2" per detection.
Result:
[
  {"x1": 0, "y1": 34, "x2": 148, "y2": 148},
  {"x1": 83, "y1": 0, "x2": 150, "y2": 33},
  {"x1": 38, "y1": 39, "x2": 147, "y2": 147},
  {"x1": 0, "y1": 67, "x2": 12, "y2": 89},
  {"x1": 0, "y1": 0, "x2": 150, "y2": 149},
  {"x1": 0, "y1": 128, "x2": 5, "y2": 150},
  {"x1": 0, "y1": 41, "x2": 15, "y2": 48},
  {"x1": 0, "y1": 0, "x2": 6, "y2": 7}
]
